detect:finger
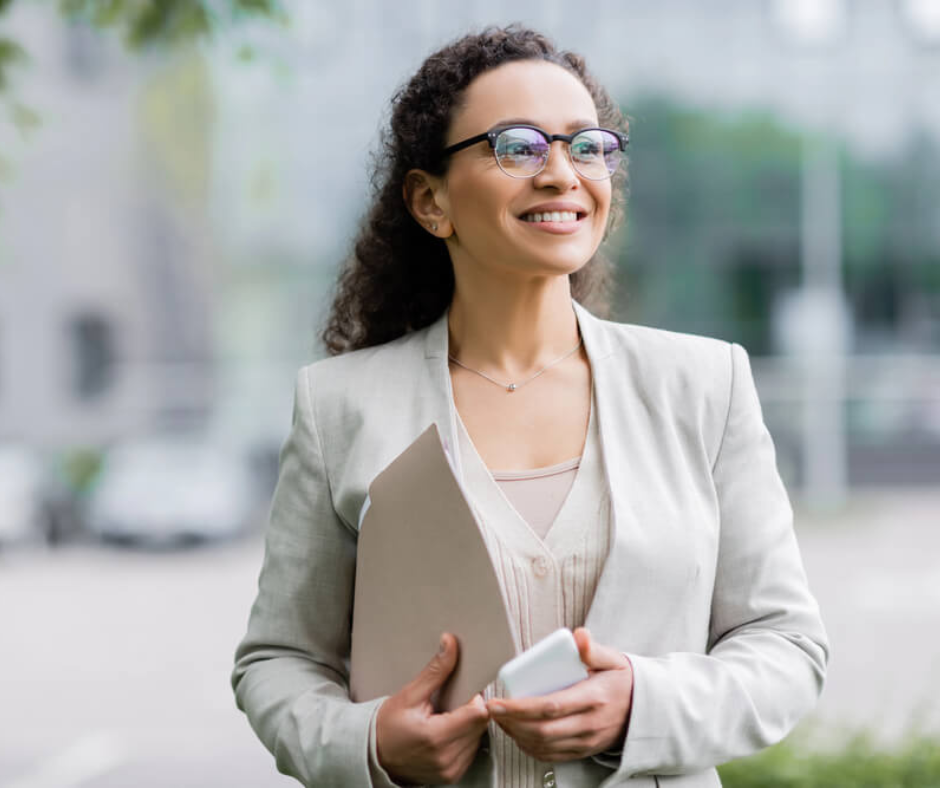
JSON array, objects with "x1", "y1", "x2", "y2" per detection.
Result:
[
  {"x1": 495, "y1": 708, "x2": 590, "y2": 741},
  {"x1": 441, "y1": 732, "x2": 489, "y2": 782},
  {"x1": 403, "y1": 632, "x2": 459, "y2": 707},
  {"x1": 496, "y1": 724, "x2": 592, "y2": 762},
  {"x1": 435, "y1": 693, "x2": 490, "y2": 742},
  {"x1": 573, "y1": 627, "x2": 630, "y2": 671},
  {"x1": 495, "y1": 713, "x2": 598, "y2": 760},
  {"x1": 454, "y1": 727, "x2": 489, "y2": 766},
  {"x1": 487, "y1": 683, "x2": 595, "y2": 721}
]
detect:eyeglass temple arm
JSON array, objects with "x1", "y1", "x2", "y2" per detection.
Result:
[{"x1": 441, "y1": 132, "x2": 491, "y2": 156}]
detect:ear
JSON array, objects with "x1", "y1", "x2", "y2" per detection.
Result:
[{"x1": 403, "y1": 169, "x2": 453, "y2": 238}]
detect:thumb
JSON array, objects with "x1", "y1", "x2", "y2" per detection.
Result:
[
  {"x1": 405, "y1": 632, "x2": 459, "y2": 705},
  {"x1": 573, "y1": 627, "x2": 628, "y2": 671}
]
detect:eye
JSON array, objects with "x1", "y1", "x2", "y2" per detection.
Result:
[
  {"x1": 571, "y1": 139, "x2": 603, "y2": 161},
  {"x1": 504, "y1": 140, "x2": 539, "y2": 156},
  {"x1": 496, "y1": 129, "x2": 549, "y2": 160}
]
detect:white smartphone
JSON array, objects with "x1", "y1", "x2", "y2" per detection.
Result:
[{"x1": 498, "y1": 628, "x2": 589, "y2": 698}]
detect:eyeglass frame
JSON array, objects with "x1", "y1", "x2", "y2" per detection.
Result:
[{"x1": 441, "y1": 123, "x2": 630, "y2": 180}]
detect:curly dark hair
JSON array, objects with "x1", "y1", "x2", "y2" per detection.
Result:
[{"x1": 320, "y1": 24, "x2": 628, "y2": 356}]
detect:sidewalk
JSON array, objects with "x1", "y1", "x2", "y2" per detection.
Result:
[{"x1": 794, "y1": 489, "x2": 940, "y2": 745}]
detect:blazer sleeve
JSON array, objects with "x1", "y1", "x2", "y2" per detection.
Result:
[
  {"x1": 614, "y1": 342, "x2": 830, "y2": 777},
  {"x1": 231, "y1": 366, "x2": 396, "y2": 787}
]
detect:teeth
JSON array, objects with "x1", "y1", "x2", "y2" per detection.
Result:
[{"x1": 523, "y1": 211, "x2": 579, "y2": 223}]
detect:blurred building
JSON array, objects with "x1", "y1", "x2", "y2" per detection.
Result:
[
  {"x1": 0, "y1": 0, "x2": 938, "y2": 497},
  {"x1": 0, "y1": 11, "x2": 215, "y2": 449}
]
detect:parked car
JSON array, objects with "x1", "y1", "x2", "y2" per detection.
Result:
[
  {"x1": 0, "y1": 444, "x2": 61, "y2": 547},
  {"x1": 85, "y1": 436, "x2": 261, "y2": 546}
]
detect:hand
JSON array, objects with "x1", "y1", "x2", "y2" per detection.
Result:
[
  {"x1": 485, "y1": 627, "x2": 633, "y2": 762},
  {"x1": 376, "y1": 633, "x2": 491, "y2": 785}
]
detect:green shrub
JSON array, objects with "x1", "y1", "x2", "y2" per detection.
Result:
[
  {"x1": 59, "y1": 448, "x2": 104, "y2": 496},
  {"x1": 718, "y1": 733, "x2": 940, "y2": 788}
]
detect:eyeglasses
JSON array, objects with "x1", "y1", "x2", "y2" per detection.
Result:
[{"x1": 442, "y1": 124, "x2": 629, "y2": 181}]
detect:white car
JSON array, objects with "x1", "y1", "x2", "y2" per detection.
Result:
[
  {"x1": 86, "y1": 437, "x2": 260, "y2": 545},
  {"x1": 0, "y1": 444, "x2": 56, "y2": 546}
]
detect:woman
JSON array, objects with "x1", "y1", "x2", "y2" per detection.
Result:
[{"x1": 232, "y1": 26, "x2": 828, "y2": 788}]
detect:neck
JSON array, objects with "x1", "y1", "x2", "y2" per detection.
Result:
[{"x1": 446, "y1": 276, "x2": 580, "y2": 377}]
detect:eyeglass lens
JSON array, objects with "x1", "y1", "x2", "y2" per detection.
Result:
[{"x1": 494, "y1": 127, "x2": 624, "y2": 180}]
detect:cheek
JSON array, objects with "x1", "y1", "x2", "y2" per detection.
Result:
[
  {"x1": 450, "y1": 181, "x2": 519, "y2": 232},
  {"x1": 591, "y1": 186, "x2": 613, "y2": 236},
  {"x1": 593, "y1": 183, "x2": 613, "y2": 219}
]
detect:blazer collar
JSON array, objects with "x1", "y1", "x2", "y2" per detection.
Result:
[{"x1": 423, "y1": 297, "x2": 614, "y2": 367}]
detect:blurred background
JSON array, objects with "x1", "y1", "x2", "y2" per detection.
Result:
[{"x1": 1, "y1": 0, "x2": 938, "y2": 785}]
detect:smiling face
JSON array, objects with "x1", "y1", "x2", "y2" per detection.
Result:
[{"x1": 434, "y1": 59, "x2": 613, "y2": 281}]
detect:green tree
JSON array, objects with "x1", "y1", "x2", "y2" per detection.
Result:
[{"x1": 0, "y1": 0, "x2": 286, "y2": 181}]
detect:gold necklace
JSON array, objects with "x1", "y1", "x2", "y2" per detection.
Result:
[{"x1": 448, "y1": 336, "x2": 583, "y2": 392}]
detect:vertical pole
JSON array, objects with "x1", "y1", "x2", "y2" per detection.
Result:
[{"x1": 800, "y1": 134, "x2": 849, "y2": 508}]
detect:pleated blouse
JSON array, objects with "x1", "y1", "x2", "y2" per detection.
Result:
[
  {"x1": 458, "y1": 384, "x2": 614, "y2": 788},
  {"x1": 368, "y1": 382, "x2": 614, "y2": 787}
]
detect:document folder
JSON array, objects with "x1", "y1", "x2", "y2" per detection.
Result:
[{"x1": 350, "y1": 422, "x2": 518, "y2": 712}]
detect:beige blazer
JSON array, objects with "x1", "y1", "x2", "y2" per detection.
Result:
[{"x1": 231, "y1": 299, "x2": 829, "y2": 788}]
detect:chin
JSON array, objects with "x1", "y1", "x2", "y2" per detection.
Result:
[
  {"x1": 528, "y1": 254, "x2": 593, "y2": 278},
  {"x1": 529, "y1": 243, "x2": 597, "y2": 270}
]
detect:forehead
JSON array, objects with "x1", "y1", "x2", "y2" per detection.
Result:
[{"x1": 447, "y1": 60, "x2": 599, "y2": 143}]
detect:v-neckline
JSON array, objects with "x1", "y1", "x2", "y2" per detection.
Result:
[{"x1": 454, "y1": 381, "x2": 596, "y2": 553}]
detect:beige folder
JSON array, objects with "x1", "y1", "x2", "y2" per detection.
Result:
[{"x1": 349, "y1": 422, "x2": 518, "y2": 713}]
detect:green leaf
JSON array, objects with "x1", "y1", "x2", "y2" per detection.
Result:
[
  {"x1": 93, "y1": 0, "x2": 129, "y2": 28},
  {"x1": 126, "y1": 0, "x2": 210, "y2": 48},
  {"x1": 234, "y1": 0, "x2": 275, "y2": 12},
  {"x1": 0, "y1": 37, "x2": 28, "y2": 92},
  {"x1": 11, "y1": 101, "x2": 41, "y2": 134},
  {"x1": 233, "y1": 0, "x2": 287, "y2": 25},
  {"x1": 0, "y1": 152, "x2": 13, "y2": 182},
  {"x1": 0, "y1": 38, "x2": 27, "y2": 65}
]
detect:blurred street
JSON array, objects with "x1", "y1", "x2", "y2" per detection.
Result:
[
  {"x1": 0, "y1": 533, "x2": 295, "y2": 788},
  {"x1": 2, "y1": 490, "x2": 938, "y2": 787}
]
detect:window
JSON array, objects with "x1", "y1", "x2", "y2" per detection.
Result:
[{"x1": 69, "y1": 313, "x2": 114, "y2": 401}]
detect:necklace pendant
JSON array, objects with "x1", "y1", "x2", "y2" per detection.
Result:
[{"x1": 507, "y1": 383, "x2": 517, "y2": 392}]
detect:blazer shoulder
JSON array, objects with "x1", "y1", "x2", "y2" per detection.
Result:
[
  {"x1": 293, "y1": 325, "x2": 432, "y2": 422},
  {"x1": 603, "y1": 318, "x2": 736, "y2": 382},
  {"x1": 598, "y1": 320, "x2": 740, "y2": 467},
  {"x1": 303, "y1": 326, "x2": 427, "y2": 382}
]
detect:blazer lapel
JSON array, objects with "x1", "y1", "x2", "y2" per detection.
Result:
[
  {"x1": 572, "y1": 302, "x2": 641, "y2": 645},
  {"x1": 422, "y1": 304, "x2": 463, "y2": 478},
  {"x1": 422, "y1": 298, "x2": 632, "y2": 646}
]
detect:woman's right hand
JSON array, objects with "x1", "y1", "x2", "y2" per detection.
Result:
[{"x1": 375, "y1": 632, "x2": 491, "y2": 785}]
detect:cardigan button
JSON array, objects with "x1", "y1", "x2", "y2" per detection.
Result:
[
  {"x1": 542, "y1": 768, "x2": 556, "y2": 787},
  {"x1": 533, "y1": 555, "x2": 550, "y2": 577}
]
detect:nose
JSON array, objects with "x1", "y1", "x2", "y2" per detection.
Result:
[{"x1": 532, "y1": 140, "x2": 579, "y2": 190}]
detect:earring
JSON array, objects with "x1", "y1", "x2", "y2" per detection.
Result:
[{"x1": 430, "y1": 222, "x2": 438, "y2": 231}]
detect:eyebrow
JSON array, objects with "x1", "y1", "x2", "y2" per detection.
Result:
[{"x1": 491, "y1": 117, "x2": 599, "y2": 131}]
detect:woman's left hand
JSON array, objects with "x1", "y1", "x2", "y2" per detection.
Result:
[{"x1": 485, "y1": 627, "x2": 634, "y2": 762}]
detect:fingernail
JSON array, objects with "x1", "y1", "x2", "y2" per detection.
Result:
[
  {"x1": 438, "y1": 636, "x2": 447, "y2": 654},
  {"x1": 489, "y1": 703, "x2": 506, "y2": 715}
]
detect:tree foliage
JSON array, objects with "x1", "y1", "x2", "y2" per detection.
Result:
[
  {"x1": 0, "y1": 0, "x2": 285, "y2": 186},
  {"x1": 56, "y1": 0, "x2": 286, "y2": 49},
  {"x1": 0, "y1": 0, "x2": 284, "y2": 97}
]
